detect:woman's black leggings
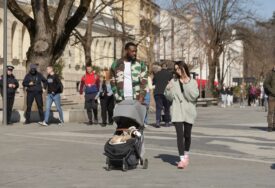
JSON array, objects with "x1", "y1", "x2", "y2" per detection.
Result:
[{"x1": 174, "y1": 122, "x2": 193, "y2": 156}]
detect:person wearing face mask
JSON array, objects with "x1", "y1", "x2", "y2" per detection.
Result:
[
  {"x1": 165, "y1": 61, "x2": 199, "y2": 169},
  {"x1": 0, "y1": 65, "x2": 19, "y2": 125},
  {"x1": 22, "y1": 64, "x2": 47, "y2": 124}
]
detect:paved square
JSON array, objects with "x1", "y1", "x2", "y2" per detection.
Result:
[{"x1": 0, "y1": 106, "x2": 274, "y2": 188}]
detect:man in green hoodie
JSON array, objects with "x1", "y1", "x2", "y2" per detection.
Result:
[{"x1": 263, "y1": 66, "x2": 275, "y2": 132}]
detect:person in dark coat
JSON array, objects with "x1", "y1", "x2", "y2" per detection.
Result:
[
  {"x1": 0, "y1": 65, "x2": 19, "y2": 124},
  {"x1": 22, "y1": 64, "x2": 47, "y2": 124},
  {"x1": 153, "y1": 63, "x2": 173, "y2": 128},
  {"x1": 99, "y1": 75, "x2": 114, "y2": 126}
]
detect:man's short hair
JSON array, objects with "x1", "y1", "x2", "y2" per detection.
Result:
[
  {"x1": 125, "y1": 42, "x2": 137, "y2": 50},
  {"x1": 47, "y1": 65, "x2": 53, "y2": 68},
  {"x1": 86, "y1": 63, "x2": 92, "y2": 68}
]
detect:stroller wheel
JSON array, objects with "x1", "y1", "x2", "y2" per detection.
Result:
[
  {"x1": 142, "y1": 159, "x2": 148, "y2": 169},
  {"x1": 106, "y1": 164, "x2": 111, "y2": 171},
  {"x1": 122, "y1": 159, "x2": 128, "y2": 172},
  {"x1": 105, "y1": 157, "x2": 112, "y2": 171}
]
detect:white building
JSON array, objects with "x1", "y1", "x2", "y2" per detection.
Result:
[{"x1": 159, "y1": 10, "x2": 244, "y2": 89}]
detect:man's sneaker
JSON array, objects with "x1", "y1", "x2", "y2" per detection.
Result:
[
  {"x1": 155, "y1": 124, "x2": 161, "y2": 128},
  {"x1": 165, "y1": 123, "x2": 170, "y2": 127},
  {"x1": 101, "y1": 123, "x2": 107, "y2": 127},
  {"x1": 267, "y1": 128, "x2": 273, "y2": 132},
  {"x1": 58, "y1": 121, "x2": 64, "y2": 126},
  {"x1": 24, "y1": 120, "x2": 31, "y2": 125},
  {"x1": 87, "y1": 121, "x2": 93, "y2": 126},
  {"x1": 39, "y1": 121, "x2": 48, "y2": 127}
]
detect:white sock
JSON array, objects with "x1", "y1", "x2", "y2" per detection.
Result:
[{"x1": 180, "y1": 155, "x2": 185, "y2": 161}]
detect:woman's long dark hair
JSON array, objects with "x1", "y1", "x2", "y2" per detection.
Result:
[{"x1": 174, "y1": 61, "x2": 190, "y2": 78}]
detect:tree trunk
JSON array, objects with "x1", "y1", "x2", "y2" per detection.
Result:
[
  {"x1": 84, "y1": 43, "x2": 92, "y2": 65},
  {"x1": 8, "y1": 0, "x2": 92, "y2": 74},
  {"x1": 207, "y1": 62, "x2": 216, "y2": 97},
  {"x1": 26, "y1": 35, "x2": 54, "y2": 74}
]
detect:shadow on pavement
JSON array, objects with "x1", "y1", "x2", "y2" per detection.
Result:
[
  {"x1": 271, "y1": 164, "x2": 275, "y2": 170},
  {"x1": 155, "y1": 154, "x2": 179, "y2": 166},
  {"x1": 250, "y1": 127, "x2": 268, "y2": 132}
]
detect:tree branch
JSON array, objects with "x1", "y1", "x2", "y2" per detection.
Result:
[{"x1": 7, "y1": 0, "x2": 35, "y2": 37}]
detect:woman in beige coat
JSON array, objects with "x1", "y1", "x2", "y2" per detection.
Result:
[{"x1": 165, "y1": 61, "x2": 199, "y2": 169}]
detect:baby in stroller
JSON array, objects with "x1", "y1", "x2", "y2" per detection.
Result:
[{"x1": 104, "y1": 100, "x2": 148, "y2": 171}]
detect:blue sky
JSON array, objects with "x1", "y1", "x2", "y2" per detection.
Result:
[
  {"x1": 155, "y1": 0, "x2": 275, "y2": 20},
  {"x1": 252, "y1": 0, "x2": 275, "y2": 19}
]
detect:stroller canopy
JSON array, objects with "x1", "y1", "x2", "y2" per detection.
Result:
[{"x1": 113, "y1": 100, "x2": 147, "y2": 128}]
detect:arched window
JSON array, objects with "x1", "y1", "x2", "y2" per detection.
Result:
[
  {"x1": 22, "y1": 27, "x2": 30, "y2": 61},
  {"x1": 101, "y1": 41, "x2": 106, "y2": 68},
  {"x1": 11, "y1": 22, "x2": 20, "y2": 59},
  {"x1": 0, "y1": 19, "x2": 3, "y2": 58},
  {"x1": 93, "y1": 40, "x2": 99, "y2": 66},
  {"x1": 106, "y1": 42, "x2": 112, "y2": 68}
]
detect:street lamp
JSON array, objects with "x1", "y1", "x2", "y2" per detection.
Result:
[{"x1": 2, "y1": 0, "x2": 8, "y2": 125}]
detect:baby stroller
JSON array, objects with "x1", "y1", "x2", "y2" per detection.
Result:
[{"x1": 104, "y1": 100, "x2": 148, "y2": 171}]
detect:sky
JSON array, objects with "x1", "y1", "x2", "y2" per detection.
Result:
[
  {"x1": 252, "y1": 0, "x2": 275, "y2": 20},
  {"x1": 155, "y1": 0, "x2": 275, "y2": 21}
]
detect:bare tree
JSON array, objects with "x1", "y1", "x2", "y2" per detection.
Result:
[
  {"x1": 8, "y1": 0, "x2": 92, "y2": 72},
  {"x1": 240, "y1": 22, "x2": 274, "y2": 81},
  {"x1": 172, "y1": 0, "x2": 253, "y2": 96},
  {"x1": 73, "y1": 0, "x2": 120, "y2": 66}
]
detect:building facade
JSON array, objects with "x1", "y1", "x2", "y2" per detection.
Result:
[
  {"x1": 0, "y1": 0, "x2": 133, "y2": 109},
  {"x1": 159, "y1": 10, "x2": 244, "y2": 90}
]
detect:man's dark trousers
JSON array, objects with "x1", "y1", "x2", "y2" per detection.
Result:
[
  {"x1": 85, "y1": 93, "x2": 98, "y2": 123},
  {"x1": 100, "y1": 95, "x2": 115, "y2": 124},
  {"x1": 25, "y1": 91, "x2": 44, "y2": 122},
  {"x1": 154, "y1": 94, "x2": 170, "y2": 124},
  {"x1": 7, "y1": 96, "x2": 15, "y2": 123}
]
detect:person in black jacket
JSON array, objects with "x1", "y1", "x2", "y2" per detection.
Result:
[
  {"x1": 39, "y1": 65, "x2": 64, "y2": 126},
  {"x1": 22, "y1": 64, "x2": 47, "y2": 124},
  {"x1": 0, "y1": 65, "x2": 19, "y2": 124},
  {"x1": 99, "y1": 75, "x2": 114, "y2": 126},
  {"x1": 153, "y1": 63, "x2": 173, "y2": 128}
]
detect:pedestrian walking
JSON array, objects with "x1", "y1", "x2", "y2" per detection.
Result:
[
  {"x1": 153, "y1": 62, "x2": 173, "y2": 128},
  {"x1": 99, "y1": 74, "x2": 114, "y2": 127},
  {"x1": 220, "y1": 85, "x2": 227, "y2": 108},
  {"x1": 144, "y1": 72, "x2": 155, "y2": 127},
  {"x1": 79, "y1": 64, "x2": 100, "y2": 125},
  {"x1": 22, "y1": 64, "x2": 47, "y2": 124},
  {"x1": 110, "y1": 42, "x2": 148, "y2": 103},
  {"x1": 0, "y1": 65, "x2": 19, "y2": 124},
  {"x1": 263, "y1": 66, "x2": 275, "y2": 132},
  {"x1": 110, "y1": 42, "x2": 148, "y2": 158},
  {"x1": 165, "y1": 61, "x2": 199, "y2": 169},
  {"x1": 240, "y1": 82, "x2": 246, "y2": 108},
  {"x1": 39, "y1": 65, "x2": 64, "y2": 126},
  {"x1": 249, "y1": 85, "x2": 257, "y2": 107},
  {"x1": 227, "y1": 87, "x2": 233, "y2": 106}
]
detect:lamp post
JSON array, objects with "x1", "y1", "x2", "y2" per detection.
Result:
[{"x1": 2, "y1": 0, "x2": 8, "y2": 125}]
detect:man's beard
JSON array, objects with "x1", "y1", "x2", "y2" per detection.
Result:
[{"x1": 127, "y1": 56, "x2": 136, "y2": 62}]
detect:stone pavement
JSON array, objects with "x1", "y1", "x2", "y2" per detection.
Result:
[{"x1": 0, "y1": 105, "x2": 274, "y2": 188}]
